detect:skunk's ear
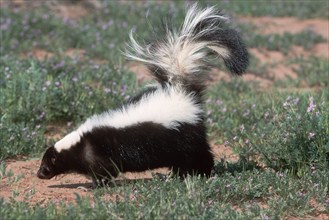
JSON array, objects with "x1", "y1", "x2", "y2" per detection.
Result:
[
  {"x1": 50, "y1": 146, "x2": 58, "y2": 164},
  {"x1": 44, "y1": 146, "x2": 57, "y2": 165},
  {"x1": 51, "y1": 157, "x2": 56, "y2": 165}
]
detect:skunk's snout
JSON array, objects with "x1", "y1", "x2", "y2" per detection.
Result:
[{"x1": 37, "y1": 166, "x2": 54, "y2": 179}]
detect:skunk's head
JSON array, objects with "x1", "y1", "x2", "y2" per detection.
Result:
[{"x1": 37, "y1": 146, "x2": 60, "y2": 179}]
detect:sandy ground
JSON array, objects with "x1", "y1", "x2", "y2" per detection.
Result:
[
  {"x1": 0, "y1": 144, "x2": 234, "y2": 205},
  {"x1": 1, "y1": 1, "x2": 328, "y2": 208}
]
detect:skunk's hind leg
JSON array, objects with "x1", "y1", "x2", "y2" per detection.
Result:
[
  {"x1": 192, "y1": 149, "x2": 214, "y2": 177},
  {"x1": 173, "y1": 149, "x2": 214, "y2": 178}
]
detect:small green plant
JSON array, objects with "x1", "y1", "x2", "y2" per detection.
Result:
[
  {"x1": 216, "y1": 0, "x2": 328, "y2": 18},
  {"x1": 0, "y1": 162, "x2": 24, "y2": 184},
  {"x1": 207, "y1": 80, "x2": 328, "y2": 175},
  {"x1": 295, "y1": 57, "x2": 329, "y2": 87},
  {"x1": 248, "y1": 30, "x2": 326, "y2": 54},
  {"x1": 0, "y1": 161, "x2": 7, "y2": 179},
  {"x1": 252, "y1": 95, "x2": 329, "y2": 175}
]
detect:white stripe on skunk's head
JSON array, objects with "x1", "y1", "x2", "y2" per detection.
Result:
[
  {"x1": 78, "y1": 86, "x2": 203, "y2": 134},
  {"x1": 54, "y1": 131, "x2": 81, "y2": 153}
]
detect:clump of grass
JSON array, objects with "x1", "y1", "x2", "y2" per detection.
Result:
[
  {"x1": 247, "y1": 30, "x2": 326, "y2": 54},
  {"x1": 255, "y1": 95, "x2": 328, "y2": 175},
  {"x1": 216, "y1": 0, "x2": 328, "y2": 18},
  {"x1": 0, "y1": 2, "x2": 186, "y2": 59},
  {"x1": 207, "y1": 80, "x2": 329, "y2": 176},
  {"x1": 274, "y1": 56, "x2": 329, "y2": 88},
  {"x1": 294, "y1": 57, "x2": 329, "y2": 87},
  {"x1": 0, "y1": 55, "x2": 137, "y2": 159},
  {"x1": 0, "y1": 121, "x2": 46, "y2": 160}
]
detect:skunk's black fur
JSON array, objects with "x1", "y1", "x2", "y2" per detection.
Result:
[{"x1": 37, "y1": 4, "x2": 249, "y2": 187}]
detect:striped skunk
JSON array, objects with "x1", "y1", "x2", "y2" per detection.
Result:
[{"x1": 37, "y1": 4, "x2": 249, "y2": 187}]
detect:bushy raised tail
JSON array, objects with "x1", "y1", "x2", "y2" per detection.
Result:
[{"x1": 125, "y1": 4, "x2": 249, "y2": 88}]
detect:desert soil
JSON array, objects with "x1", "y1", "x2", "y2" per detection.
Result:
[{"x1": 1, "y1": 1, "x2": 328, "y2": 207}]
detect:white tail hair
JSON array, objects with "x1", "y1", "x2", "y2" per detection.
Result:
[{"x1": 125, "y1": 3, "x2": 249, "y2": 86}]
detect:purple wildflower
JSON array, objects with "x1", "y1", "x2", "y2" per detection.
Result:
[
  {"x1": 45, "y1": 81, "x2": 51, "y2": 86},
  {"x1": 283, "y1": 96, "x2": 291, "y2": 109},
  {"x1": 38, "y1": 112, "x2": 46, "y2": 120},
  {"x1": 243, "y1": 109, "x2": 250, "y2": 117},
  {"x1": 263, "y1": 215, "x2": 270, "y2": 220},
  {"x1": 307, "y1": 132, "x2": 315, "y2": 140},
  {"x1": 53, "y1": 60, "x2": 65, "y2": 69},
  {"x1": 292, "y1": 98, "x2": 299, "y2": 105},
  {"x1": 307, "y1": 96, "x2": 316, "y2": 113},
  {"x1": 42, "y1": 14, "x2": 49, "y2": 20},
  {"x1": 215, "y1": 99, "x2": 223, "y2": 105},
  {"x1": 104, "y1": 88, "x2": 112, "y2": 93},
  {"x1": 206, "y1": 118, "x2": 213, "y2": 124}
]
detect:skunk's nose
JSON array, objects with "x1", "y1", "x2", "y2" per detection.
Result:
[
  {"x1": 37, "y1": 167, "x2": 53, "y2": 179},
  {"x1": 37, "y1": 169, "x2": 47, "y2": 179}
]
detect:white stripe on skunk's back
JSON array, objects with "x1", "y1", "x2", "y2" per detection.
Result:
[
  {"x1": 54, "y1": 131, "x2": 81, "y2": 152},
  {"x1": 55, "y1": 86, "x2": 203, "y2": 153},
  {"x1": 80, "y1": 86, "x2": 203, "y2": 132}
]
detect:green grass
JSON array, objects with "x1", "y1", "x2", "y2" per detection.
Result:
[
  {"x1": 215, "y1": 0, "x2": 329, "y2": 18},
  {"x1": 1, "y1": 1, "x2": 328, "y2": 219},
  {"x1": 247, "y1": 30, "x2": 326, "y2": 54},
  {"x1": 0, "y1": 56, "x2": 137, "y2": 158}
]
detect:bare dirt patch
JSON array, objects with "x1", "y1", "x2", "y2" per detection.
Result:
[
  {"x1": 232, "y1": 16, "x2": 328, "y2": 87},
  {"x1": 20, "y1": 49, "x2": 54, "y2": 61},
  {"x1": 0, "y1": 159, "x2": 169, "y2": 205},
  {"x1": 0, "y1": 159, "x2": 92, "y2": 205},
  {"x1": 239, "y1": 16, "x2": 329, "y2": 39},
  {"x1": 126, "y1": 61, "x2": 153, "y2": 83},
  {"x1": 20, "y1": 48, "x2": 106, "y2": 64},
  {"x1": 211, "y1": 143, "x2": 239, "y2": 163},
  {"x1": 0, "y1": 144, "x2": 232, "y2": 205},
  {"x1": 54, "y1": 4, "x2": 90, "y2": 20}
]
